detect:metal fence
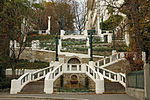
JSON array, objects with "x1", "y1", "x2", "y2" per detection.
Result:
[{"x1": 127, "y1": 70, "x2": 144, "y2": 89}]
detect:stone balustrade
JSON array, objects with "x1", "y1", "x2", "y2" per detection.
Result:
[
  {"x1": 95, "y1": 67, "x2": 126, "y2": 87},
  {"x1": 95, "y1": 52, "x2": 125, "y2": 68},
  {"x1": 44, "y1": 63, "x2": 104, "y2": 94},
  {"x1": 10, "y1": 65, "x2": 54, "y2": 94}
]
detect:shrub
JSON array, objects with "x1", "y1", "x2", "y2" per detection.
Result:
[{"x1": 7, "y1": 59, "x2": 49, "y2": 69}]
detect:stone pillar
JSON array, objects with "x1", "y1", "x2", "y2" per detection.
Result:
[
  {"x1": 59, "y1": 39, "x2": 62, "y2": 50},
  {"x1": 125, "y1": 33, "x2": 129, "y2": 47},
  {"x1": 142, "y1": 52, "x2": 146, "y2": 63},
  {"x1": 9, "y1": 40, "x2": 13, "y2": 57},
  {"x1": 144, "y1": 63, "x2": 150, "y2": 100},
  {"x1": 97, "y1": 16, "x2": 100, "y2": 36},
  {"x1": 112, "y1": 50, "x2": 117, "y2": 55},
  {"x1": 10, "y1": 79, "x2": 21, "y2": 94},
  {"x1": 89, "y1": 61, "x2": 94, "y2": 68},
  {"x1": 108, "y1": 33, "x2": 113, "y2": 43},
  {"x1": 44, "y1": 79, "x2": 54, "y2": 94},
  {"x1": 83, "y1": 30, "x2": 88, "y2": 36},
  {"x1": 60, "y1": 30, "x2": 65, "y2": 38},
  {"x1": 53, "y1": 61, "x2": 60, "y2": 68},
  {"x1": 32, "y1": 40, "x2": 40, "y2": 50},
  {"x1": 14, "y1": 40, "x2": 17, "y2": 48},
  {"x1": 46, "y1": 16, "x2": 51, "y2": 34},
  {"x1": 96, "y1": 79, "x2": 104, "y2": 94},
  {"x1": 100, "y1": 34, "x2": 104, "y2": 42},
  {"x1": 86, "y1": 37, "x2": 89, "y2": 47}
]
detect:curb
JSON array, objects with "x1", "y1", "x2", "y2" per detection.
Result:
[{"x1": 0, "y1": 95, "x2": 88, "y2": 100}]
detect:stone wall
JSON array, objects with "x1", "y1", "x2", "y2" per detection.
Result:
[
  {"x1": 54, "y1": 73, "x2": 95, "y2": 90},
  {"x1": 144, "y1": 63, "x2": 150, "y2": 100},
  {"x1": 126, "y1": 64, "x2": 150, "y2": 100},
  {"x1": 17, "y1": 48, "x2": 101, "y2": 64},
  {"x1": 126, "y1": 88, "x2": 145, "y2": 100}
]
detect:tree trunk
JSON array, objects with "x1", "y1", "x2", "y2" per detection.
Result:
[
  {"x1": 12, "y1": 64, "x2": 16, "y2": 78},
  {"x1": 130, "y1": 0, "x2": 143, "y2": 62}
]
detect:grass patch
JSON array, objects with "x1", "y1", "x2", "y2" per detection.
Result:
[{"x1": 7, "y1": 59, "x2": 49, "y2": 69}]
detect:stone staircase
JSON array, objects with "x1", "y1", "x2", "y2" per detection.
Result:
[
  {"x1": 18, "y1": 78, "x2": 125, "y2": 94},
  {"x1": 19, "y1": 79, "x2": 44, "y2": 94},
  {"x1": 104, "y1": 79, "x2": 125, "y2": 94},
  {"x1": 10, "y1": 52, "x2": 127, "y2": 94}
]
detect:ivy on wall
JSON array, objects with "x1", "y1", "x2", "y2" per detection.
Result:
[{"x1": 100, "y1": 15, "x2": 123, "y2": 30}]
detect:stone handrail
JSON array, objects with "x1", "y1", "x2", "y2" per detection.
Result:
[
  {"x1": 10, "y1": 65, "x2": 54, "y2": 94},
  {"x1": 95, "y1": 52, "x2": 125, "y2": 68},
  {"x1": 45, "y1": 64, "x2": 63, "y2": 81},
  {"x1": 31, "y1": 66, "x2": 54, "y2": 81},
  {"x1": 85, "y1": 64, "x2": 104, "y2": 82},
  {"x1": 44, "y1": 63, "x2": 104, "y2": 94},
  {"x1": 18, "y1": 73, "x2": 31, "y2": 85},
  {"x1": 95, "y1": 67, "x2": 126, "y2": 87}
]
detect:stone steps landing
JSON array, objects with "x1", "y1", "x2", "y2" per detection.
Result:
[
  {"x1": 19, "y1": 79, "x2": 44, "y2": 94},
  {"x1": 18, "y1": 78, "x2": 125, "y2": 94},
  {"x1": 104, "y1": 79, "x2": 125, "y2": 94}
]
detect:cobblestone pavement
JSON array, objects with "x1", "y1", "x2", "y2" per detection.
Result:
[{"x1": 0, "y1": 93, "x2": 138, "y2": 100}]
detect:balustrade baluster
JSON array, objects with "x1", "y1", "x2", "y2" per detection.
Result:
[
  {"x1": 110, "y1": 56, "x2": 112, "y2": 63},
  {"x1": 103, "y1": 70, "x2": 105, "y2": 76},
  {"x1": 97, "y1": 61, "x2": 99, "y2": 67},
  {"x1": 104, "y1": 59, "x2": 106, "y2": 65},
  {"x1": 117, "y1": 53, "x2": 119, "y2": 60},
  {"x1": 109, "y1": 72, "x2": 111, "y2": 79}
]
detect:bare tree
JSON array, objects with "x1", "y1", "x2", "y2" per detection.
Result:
[{"x1": 71, "y1": 0, "x2": 86, "y2": 34}]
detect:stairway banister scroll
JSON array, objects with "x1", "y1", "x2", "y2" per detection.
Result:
[{"x1": 45, "y1": 64, "x2": 63, "y2": 80}]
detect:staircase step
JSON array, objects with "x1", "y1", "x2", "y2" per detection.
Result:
[
  {"x1": 104, "y1": 79, "x2": 125, "y2": 94},
  {"x1": 19, "y1": 79, "x2": 44, "y2": 94}
]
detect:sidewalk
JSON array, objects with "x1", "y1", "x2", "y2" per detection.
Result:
[{"x1": 0, "y1": 93, "x2": 138, "y2": 100}]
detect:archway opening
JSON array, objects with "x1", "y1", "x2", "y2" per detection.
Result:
[{"x1": 68, "y1": 58, "x2": 81, "y2": 64}]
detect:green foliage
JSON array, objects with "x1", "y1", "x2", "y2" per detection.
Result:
[
  {"x1": 7, "y1": 59, "x2": 49, "y2": 69},
  {"x1": 62, "y1": 39, "x2": 86, "y2": 46},
  {"x1": 0, "y1": 77, "x2": 11, "y2": 91},
  {"x1": 93, "y1": 46, "x2": 112, "y2": 52},
  {"x1": 100, "y1": 15, "x2": 123, "y2": 30},
  {"x1": 28, "y1": 34, "x2": 56, "y2": 41}
]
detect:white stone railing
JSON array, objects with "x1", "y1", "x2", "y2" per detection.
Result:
[
  {"x1": 95, "y1": 52, "x2": 125, "y2": 68},
  {"x1": 62, "y1": 35, "x2": 87, "y2": 40},
  {"x1": 44, "y1": 63, "x2": 104, "y2": 94},
  {"x1": 85, "y1": 64, "x2": 104, "y2": 83},
  {"x1": 10, "y1": 65, "x2": 54, "y2": 94},
  {"x1": 95, "y1": 67, "x2": 126, "y2": 87}
]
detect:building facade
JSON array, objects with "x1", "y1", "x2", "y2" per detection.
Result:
[{"x1": 84, "y1": 0, "x2": 129, "y2": 46}]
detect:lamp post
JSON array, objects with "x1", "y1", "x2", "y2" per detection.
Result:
[
  {"x1": 55, "y1": 33, "x2": 59, "y2": 61},
  {"x1": 101, "y1": 14, "x2": 103, "y2": 34},
  {"x1": 88, "y1": 29, "x2": 95, "y2": 61},
  {"x1": 62, "y1": 16, "x2": 64, "y2": 30}
]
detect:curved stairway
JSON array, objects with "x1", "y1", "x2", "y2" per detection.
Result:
[
  {"x1": 104, "y1": 79, "x2": 125, "y2": 94},
  {"x1": 19, "y1": 79, "x2": 44, "y2": 94},
  {"x1": 10, "y1": 52, "x2": 126, "y2": 94}
]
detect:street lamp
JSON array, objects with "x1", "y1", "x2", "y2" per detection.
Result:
[
  {"x1": 88, "y1": 29, "x2": 95, "y2": 61},
  {"x1": 55, "y1": 33, "x2": 59, "y2": 61},
  {"x1": 101, "y1": 14, "x2": 103, "y2": 34}
]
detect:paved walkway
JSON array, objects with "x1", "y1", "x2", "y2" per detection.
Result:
[{"x1": 0, "y1": 93, "x2": 138, "y2": 100}]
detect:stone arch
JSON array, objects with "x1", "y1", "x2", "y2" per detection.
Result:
[{"x1": 67, "y1": 57, "x2": 81, "y2": 64}]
